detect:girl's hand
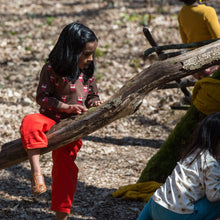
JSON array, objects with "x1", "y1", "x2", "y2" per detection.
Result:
[
  {"x1": 90, "y1": 100, "x2": 104, "y2": 107},
  {"x1": 60, "y1": 103, "x2": 87, "y2": 114}
]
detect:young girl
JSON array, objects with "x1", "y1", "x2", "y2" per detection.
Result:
[
  {"x1": 137, "y1": 112, "x2": 220, "y2": 220},
  {"x1": 20, "y1": 22, "x2": 103, "y2": 220},
  {"x1": 178, "y1": 0, "x2": 220, "y2": 79}
]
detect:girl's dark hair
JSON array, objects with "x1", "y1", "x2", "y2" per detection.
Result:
[
  {"x1": 179, "y1": 0, "x2": 197, "y2": 5},
  {"x1": 181, "y1": 112, "x2": 220, "y2": 162},
  {"x1": 48, "y1": 22, "x2": 98, "y2": 82}
]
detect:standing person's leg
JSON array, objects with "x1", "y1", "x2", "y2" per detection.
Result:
[
  {"x1": 20, "y1": 113, "x2": 56, "y2": 196},
  {"x1": 51, "y1": 139, "x2": 82, "y2": 219}
]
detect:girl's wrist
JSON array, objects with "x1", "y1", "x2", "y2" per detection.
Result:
[{"x1": 59, "y1": 103, "x2": 69, "y2": 113}]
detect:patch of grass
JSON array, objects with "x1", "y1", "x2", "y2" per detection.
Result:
[
  {"x1": 157, "y1": 6, "x2": 163, "y2": 14},
  {"x1": 129, "y1": 58, "x2": 140, "y2": 68},
  {"x1": 120, "y1": 12, "x2": 139, "y2": 22},
  {"x1": 10, "y1": 31, "x2": 16, "y2": 36},
  {"x1": 140, "y1": 15, "x2": 148, "y2": 26},
  {"x1": 119, "y1": 13, "x2": 129, "y2": 21},
  {"x1": 129, "y1": 12, "x2": 139, "y2": 21},
  {"x1": 46, "y1": 16, "x2": 55, "y2": 25},
  {"x1": 104, "y1": 44, "x2": 110, "y2": 49},
  {"x1": 18, "y1": 37, "x2": 23, "y2": 44},
  {"x1": 95, "y1": 71, "x2": 102, "y2": 81},
  {"x1": 2, "y1": 29, "x2": 8, "y2": 35},
  {"x1": 25, "y1": 46, "x2": 32, "y2": 51},
  {"x1": 140, "y1": 14, "x2": 154, "y2": 26},
  {"x1": 5, "y1": 76, "x2": 10, "y2": 80},
  {"x1": 119, "y1": 12, "x2": 155, "y2": 27},
  {"x1": 95, "y1": 48, "x2": 106, "y2": 57},
  {"x1": 123, "y1": 39, "x2": 130, "y2": 45},
  {"x1": 1, "y1": 28, "x2": 17, "y2": 36}
]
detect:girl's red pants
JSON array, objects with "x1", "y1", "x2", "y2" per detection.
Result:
[{"x1": 20, "y1": 113, "x2": 82, "y2": 214}]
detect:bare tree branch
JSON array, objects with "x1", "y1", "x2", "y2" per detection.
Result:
[{"x1": 144, "y1": 38, "x2": 219, "y2": 57}]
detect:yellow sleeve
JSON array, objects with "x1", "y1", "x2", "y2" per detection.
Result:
[{"x1": 205, "y1": 7, "x2": 220, "y2": 39}]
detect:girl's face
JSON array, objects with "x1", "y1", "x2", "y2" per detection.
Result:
[{"x1": 78, "y1": 40, "x2": 98, "y2": 69}]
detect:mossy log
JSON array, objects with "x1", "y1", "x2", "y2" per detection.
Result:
[{"x1": 1, "y1": 40, "x2": 220, "y2": 170}]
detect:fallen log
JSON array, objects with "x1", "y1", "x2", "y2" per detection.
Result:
[{"x1": 1, "y1": 39, "x2": 220, "y2": 170}]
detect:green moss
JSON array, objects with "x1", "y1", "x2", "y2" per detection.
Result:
[{"x1": 88, "y1": 107, "x2": 96, "y2": 113}]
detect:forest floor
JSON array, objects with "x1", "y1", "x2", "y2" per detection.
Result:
[{"x1": 0, "y1": 0, "x2": 219, "y2": 219}]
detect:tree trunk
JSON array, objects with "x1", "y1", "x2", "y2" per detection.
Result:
[{"x1": 1, "y1": 40, "x2": 220, "y2": 170}]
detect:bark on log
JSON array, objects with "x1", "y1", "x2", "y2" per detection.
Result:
[{"x1": 1, "y1": 40, "x2": 220, "y2": 170}]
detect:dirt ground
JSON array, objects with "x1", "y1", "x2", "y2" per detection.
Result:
[{"x1": 0, "y1": 0, "x2": 219, "y2": 219}]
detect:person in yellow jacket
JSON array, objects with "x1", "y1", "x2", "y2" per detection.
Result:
[{"x1": 178, "y1": 0, "x2": 220, "y2": 79}]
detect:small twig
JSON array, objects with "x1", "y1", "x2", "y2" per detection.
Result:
[
  {"x1": 158, "y1": 51, "x2": 185, "y2": 60},
  {"x1": 158, "y1": 80, "x2": 195, "y2": 89},
  {"x1": 170, "y1": 105, "x2": 190, "y2": 110}
]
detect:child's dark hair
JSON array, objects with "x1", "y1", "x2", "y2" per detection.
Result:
[
  {"x1": 179, "y1": 0, "x2": 197, "y2": 5},
  {"x1": 181, "y1": 112, "x2": 220, "y2": 162},
  {"x1": 48, "y1": 22, "x2": 98, "y2": 82}
]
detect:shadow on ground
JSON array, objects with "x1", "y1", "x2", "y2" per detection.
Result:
[{"x1": 0, "y1": 161, "x2": 144, "y2": 220}]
